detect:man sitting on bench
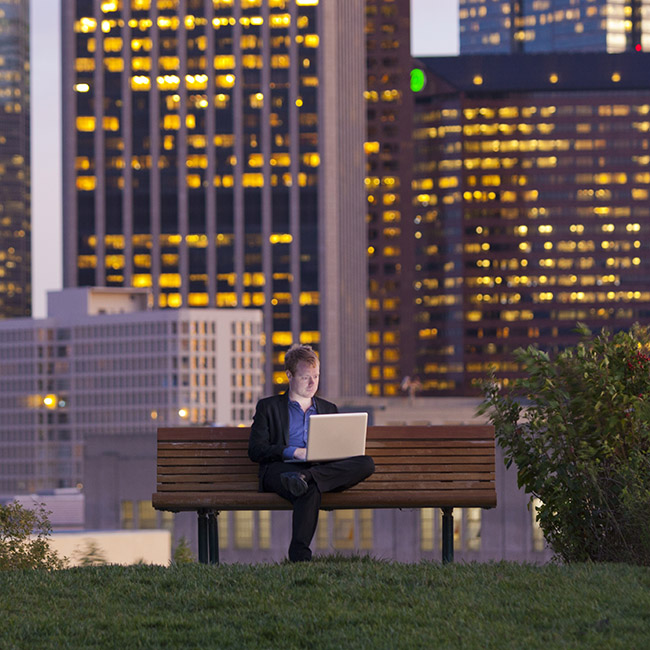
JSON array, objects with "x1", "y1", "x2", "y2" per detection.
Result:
[{"x1": 248, "y1": 344, "x2": 375, "y2": 562}]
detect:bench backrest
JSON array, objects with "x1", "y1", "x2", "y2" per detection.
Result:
[{"x1": 153, "y1": 425, "x2": 497, "y2": 512}]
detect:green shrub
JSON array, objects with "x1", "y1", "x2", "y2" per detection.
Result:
[
  {"x1": 171, "y1": 536, "x2": 195, "y2": 564},
  {"x1": 478, "y1": 323, "x2": 650, "y2": 565},
  {"x1": 0, "y1": 501, "x2": 67, "y2": 571},
  {"x1": 73, "y1": 539, "x2": 107, "y2": 567}
]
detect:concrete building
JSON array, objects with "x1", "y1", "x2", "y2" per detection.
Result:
[
  {"x1": 60, "y1": 0, "x2": 367, "y2": 397},
  {"x1": 0, "y1": 286, "x2": 263, "y2": 493},
  {"x1": 409, "y1": 52, "x2": 650, "y2": 394},
  {"x1": 0, "y1": 0, "x2": 30, "y2": 318},
  {"x1": 85, "y1": 395, "x2": 552, "y2": 564}
]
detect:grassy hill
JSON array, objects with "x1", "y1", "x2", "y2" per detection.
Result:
[{"x1": 2, "y1": 557, "x2": 650, "y2": 649}]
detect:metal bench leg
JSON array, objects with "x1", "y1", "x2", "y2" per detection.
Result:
[
  {"x1": 441, "y1": 507, "x2": 454, "y2": 564},
  {"x1": 197, "y1": 509, "x2": 209, "y2": 564},
  {"x1": 208, "y1": 511, "x2": 219, "y2": 565}
]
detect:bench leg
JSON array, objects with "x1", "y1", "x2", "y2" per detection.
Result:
[
  {"x1": 441, "y1": 507, "x2": 454, "y2": 564},
  {"x1": 197, "y1": 509, "x2": 209, "y2": 564},
  {"x1": 208, "y1": 511, "x2": 219, "y2": 565}
]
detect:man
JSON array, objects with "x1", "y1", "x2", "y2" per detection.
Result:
[{"x1": 248, "y1": 344, "x2": 375, "y2": 562}]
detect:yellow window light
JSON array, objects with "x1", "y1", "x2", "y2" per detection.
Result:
[{"x1": 76, "y1": 116, "x2": 96, "y2": 132}]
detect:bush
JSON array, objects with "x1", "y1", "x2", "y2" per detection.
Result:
[
  {"x1": 0, "y1": 501, "x2": 67, "y2": 571},
  {"x1": 171, "y1": 536, "x2": 195, "y2": 564},
  {"x1": 478, "y1": 323, "x2": 650, "y2": 565},
  {"x1": 73, "y1": 539, "x2": 107, "y2": 567}
]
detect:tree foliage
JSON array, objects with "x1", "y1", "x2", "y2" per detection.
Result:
[
  {"x1": 0, "y1": 501, "x2": 67, "y2": 571},
  {"x1": 478, "y1": 323, "x2": 650, "y2": 565}
]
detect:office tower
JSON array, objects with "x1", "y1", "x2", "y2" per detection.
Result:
[
  {"x1": 61, "y1": 0, "x2": 367, "y2": 397},
  {"x1": 0, "y1": 286, "x2": 263, "y2": 492},
  {"x1": 364, "y1": 0, "x2": 416, "y2": 396},
  {"x1": 0, "y1": 0, "x2": 30, "y2": 318},
  {"x1": 460, "y1": 0, "x2": 650, "y2": 54},
  {"x1": 411, "y1": 52, "x2": 650, "y2": 394}
]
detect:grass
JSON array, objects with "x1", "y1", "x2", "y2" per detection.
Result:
[{"x1": 2, "y1": 557, "x2": 650, "y2": 649}]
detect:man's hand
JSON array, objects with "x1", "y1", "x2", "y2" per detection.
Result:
[{"x1": 293, "y1": 447, "x2": 307, "y2": 461}]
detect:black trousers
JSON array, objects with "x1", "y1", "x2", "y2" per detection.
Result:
[{"x1": 262, "y1": 455, "x2": 375, "y2": 562}]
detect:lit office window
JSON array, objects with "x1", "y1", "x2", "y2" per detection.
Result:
[
  {"x1": 121, "y1": 500, "x2": 134, "y2": 529},
  {"x1": 138, "y1": 500, "x2": 158, "y2": 529},
  {"x1": 234, "y1": 511, "x2": 254, "y2": 549}
]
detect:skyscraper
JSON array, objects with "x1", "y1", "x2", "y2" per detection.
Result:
[
  {"x1": 364, "y1": 0, "x2": 416, "y2": 396},
  {"x1": 61, "y1": 0, "x2": 367, "y2": 397},
  {"x1": 460, "y1": 0, "x2": 650, "y2": 54},
  {"x1": 411, "y1": 52, "x2": 650, "y2": 394},
  {"x1": 0, "y1": 0, "x2": 30, "y2": 318}
]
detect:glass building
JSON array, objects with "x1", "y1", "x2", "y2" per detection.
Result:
[
  {"x1": 460, "y1": 0, "x2": 650, "y2": 54},
  {"x1": 0, "y1": 0, "x2": 30, "y2": 318},
  {"x1": 411, "y1": 52, "x2": 650, "y2": 394},
  {"x1": 61, "y1": 0, "x2": 367, "y2": 397}
]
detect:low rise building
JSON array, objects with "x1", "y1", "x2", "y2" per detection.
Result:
[{"x1": 0, "y1": 287, "x2": 263, "y2": 494}]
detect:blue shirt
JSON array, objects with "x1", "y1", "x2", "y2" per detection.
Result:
[{"x1": 283, "y1": 399, "x2": 317, "y2": 460}]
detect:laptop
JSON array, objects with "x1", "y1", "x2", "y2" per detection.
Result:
[{"x1": 291, "y1": 412, "x2": 368, "y2": 462}]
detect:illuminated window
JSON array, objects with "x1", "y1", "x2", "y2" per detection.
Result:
[
  {"x1": 242, "y1": 173, "x2": 264, "y2": 187},
  {"x1": 270, "y1": 13, "x2": 290, "y2": 28},
  {"x1": 332, "y1": 511, "x2": 363, "y2": 549},
  {"x1": 75, "y1": 57, "x2": 95, "y2": 72},
  {"x1": 138, "y1": 501, "x2": 157, "y2": 529},
  {"x1": 242, "y1": 54, "x2": 262, "y2": 69},
  {"x1": 131, "y1": 75, "x2": 151, "y2": 90},
  {"x1": 131, "y1": 37, "x2": 153, "y2": 51},
  {"x1": 214, "y1": 55, "x2": 235, "y2": 69},
  {"x1": 164, "y1": 114, "x2": 181, "y2": 130},
  {"x1": 76, "y1": 116, "x2": 96, "y2": 132},
  {"x1": 271, "y1": 54, "x2": 290, "y2": 68},
  {"x1": 132, "y1": 274, "x2": 152, "y2": 288},
  {"x1": 216, "y1": 74, "x2": 235, "y2": 88},
  {"x1": 121, "y1": 501, "x2": 134, "y2": 529},
  {"x1": 234, "y1": 511, "x2": 253, "y2": 549},
  {"x1": 103, "y1": 116, "x2": 119, "y2": 131},
  {"x1": 105, "y1": 57, "x2": 124, "y2": 72},
  {"x1": 76, "y1": 176, "x2": 96, "y2": 191},
  {"x1": 104, "y1": 37, "x2": 123, "y2": 52},
  {"x1": 159, "y1": 273, "x2": 181, "y2": 288}
]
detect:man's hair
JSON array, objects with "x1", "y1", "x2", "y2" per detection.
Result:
[{"x1": 284, "y1": 344, "x2": 319, "y2": 375}]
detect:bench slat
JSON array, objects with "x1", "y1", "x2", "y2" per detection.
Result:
[
  {"x1": 157, "y1": 425, "x2": 495, "y2": 442},
  {"x1": 152, "y1": 489, "x2": 497, "y2": 510},
  {"x1": 153, "y1": 424, "x2": 498, "y2": 512}
]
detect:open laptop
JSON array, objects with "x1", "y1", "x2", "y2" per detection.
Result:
[{"x1": 291, "y1": 412, "x2": 368, "y2": 462}]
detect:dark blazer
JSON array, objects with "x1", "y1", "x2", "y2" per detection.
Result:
[{"x1": 248, "y1": 392, "x2": 338, "y2": 489}]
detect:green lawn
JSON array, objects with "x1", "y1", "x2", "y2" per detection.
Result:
[{"x1": 2, "y1": 558, "x2": 649, "y2": 649}]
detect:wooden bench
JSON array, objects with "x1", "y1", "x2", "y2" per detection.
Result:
[{"x1": 152, "y1": 425, "x2": 497, "y2": 564}]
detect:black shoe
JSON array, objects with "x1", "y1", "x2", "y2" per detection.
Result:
[{"x1": 281, "y1": 472, "x2": 309, "y2": 497}]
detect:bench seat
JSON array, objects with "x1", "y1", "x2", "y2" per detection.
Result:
[{"x1": 153, "y1": 424, "x2": 497, "y2": 563}]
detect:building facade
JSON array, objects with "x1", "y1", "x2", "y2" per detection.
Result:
[
  {"x1": 0, "y1": 286, "x2": 262, "y2": 493},
  {"x1": 460, "y1": 0, "x2": 650, "y2": 54},
  {"x1": 0, "y1": 0, "x2": 30, "y2": 318},
  {"x1": 410, "y1": 52, "x2": 650, "y2": 394},
  {"x1": 364, "y1": 0, "x2": 417, "y2": 397},
  {"x1": 61, "y1": 0, "x2": 367, "y2": 397}
]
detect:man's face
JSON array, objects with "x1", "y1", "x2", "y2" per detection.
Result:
[{"x1": 287, "y1": 360, "x2": 320, "y2": 400}]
